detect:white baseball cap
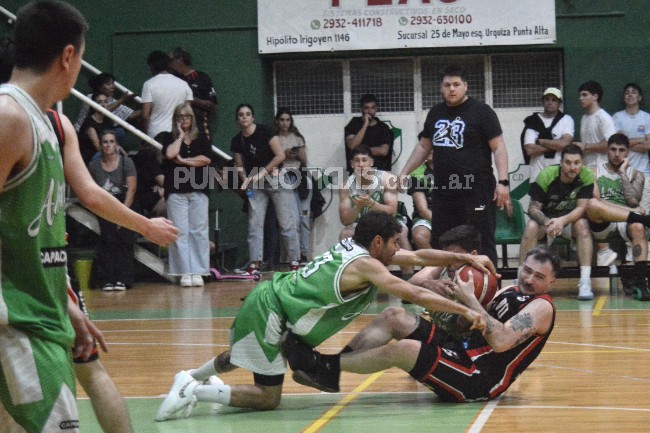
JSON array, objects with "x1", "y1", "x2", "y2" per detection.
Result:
[{"x1": 543, "y1": 87, "x2": 562, "y2": 100}]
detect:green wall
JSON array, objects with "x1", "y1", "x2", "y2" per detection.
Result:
[{"x1": 3, "y1": 0, "x2": 650, "y2": 266}]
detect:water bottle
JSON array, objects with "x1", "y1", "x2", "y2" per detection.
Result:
[{"x1": 609, "y1": 264, "x2": 618, "y2": 295}]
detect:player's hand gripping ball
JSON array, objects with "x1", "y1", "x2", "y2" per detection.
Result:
[{"x1": 456, "y1": 265, "x2": 498, "y2": 307}]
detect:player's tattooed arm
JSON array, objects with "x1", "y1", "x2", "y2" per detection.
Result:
[
  {"x1": 528, "y1": 200, "x2": 548, "y2": 226},
  {"x1": 509, "y1": 312, "x2": 535, "y2": 346}
]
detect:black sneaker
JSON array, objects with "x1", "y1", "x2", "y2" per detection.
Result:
[
  {"x1": 292, "y1": 367, "x2": 340, "y2": 393},
  {"x1": 621, "y1": 276, "x2": 635, "y2": 296},
  {"x1": 281, "y1": 331, "x2": 318, "y2": 371}
]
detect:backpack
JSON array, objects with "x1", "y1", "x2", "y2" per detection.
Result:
[
  {"x1": 520, "y1": 111, "x2": 565, "y2": 164},
  {"x1": 310, "y1": 175, "x2": 327, "y2": 219}
]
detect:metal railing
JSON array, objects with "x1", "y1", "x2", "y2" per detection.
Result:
[{"x1": 0, "y1": 5, "x2": 231, "y2": 160}]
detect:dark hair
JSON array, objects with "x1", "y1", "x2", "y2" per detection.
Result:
[
  {"x1": 561, "y1": 143, "x2": 583, "y2": 159},
  {"x1": 235, "y1": 103, "x2": 255, "y2": 121},
  {"x1": 608, "y1": 133, "x2": 630, "y2": 148},
  {"x1": 0, "y1": 37, "x2": 15, "y2": 83},
  {"x1": 350, "y1": 144, "x2": 373, "y2": 159},
  {"x1": 438, "y1": 64, "x2": 467, "y2": 82},
  {"x1": 88, "y1": 72, "x2": 115, "y2": 92},
  {"x1": 439, "y1": 225, "x2": 482, "y2": 253},
  {"x1": 90, "y1": 91, "x2": 108, "y2": 113},
  {"x1": 525, "y1": 246, "x2": 561, "y2": 276},
  {"x1": 623, "y1": 82, "x2": 643, "y2": 96},
  {"x1": 99, "y1": 129, "x2": 117, "y2": 142},
  {"x1": 171, "y1": 47, "x2": 192, "y2": 65},
  {"x1": 274, "y1": 107, "x2": 305, "y2": 141},
  {"x1": 353, "y1": 211, "x2": 402, "y2": 249},
  {"x1": 578, "y1": 80, "x2": 603, "y2": 102},
  {"x1": 359, "y1": 94, "x2": 378, "y2": 106},
  {"x1": 13, "y1": 0, "x2": 88, "y2": 74},
  {"x1": 147, "y1": 50, "x2": 171, "y2": 74}
]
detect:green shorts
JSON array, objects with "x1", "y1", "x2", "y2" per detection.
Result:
[
  {"x1": 229, "y1": 281, "x2": 288, "y2": 376},
  {"x1": 0, "y1": 326, "x2": 78, "y2": 433}
]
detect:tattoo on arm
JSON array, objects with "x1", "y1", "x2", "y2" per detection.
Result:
[
  {"x1": 510, "y1": 313, "x2": 534, "y2": 346},
  {"x1": 621, "y1": 172, "x2": 643, "y2": 207},
  {"x1": 528, "y1": 200, "x2": 548, "y2": 226}
]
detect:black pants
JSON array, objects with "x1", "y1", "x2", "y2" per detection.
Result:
[
  {"x1": 97, "y1": 217, "x2": 136, "y2": 286},
  {"x1": 429, "y1": 187, "x2": 497, "y2": 265}
]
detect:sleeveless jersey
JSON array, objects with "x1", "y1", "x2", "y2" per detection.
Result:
[
  {"x1": 465, "y1": 286, "x2": 555, "y2": 398},
  {"x1": 596, "y1": 163, "x2": 634, "y2": 206},
  {"x1": 348, "y1": 170, "x2": 386, "y2": 222},
  {"x1": 0, "y1": 84, "x2": 72, "y2": 347},
  {"x1": 273, "y1": 238, "x2": 377, "y2": 347}
]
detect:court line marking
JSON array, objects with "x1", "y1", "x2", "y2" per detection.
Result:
[
  {"x1": 592, "y1": 295, "x2": 607, "y2": 316},
  {"x1": 468, "y1": 396, "x2": 501, "y2": 433},
  {"x1": 300, "y1": 371, "x2": 384, "y2": 433}
]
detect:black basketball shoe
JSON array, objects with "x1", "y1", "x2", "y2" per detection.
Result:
[
  {"x1": 292, "y1": 366, "x2": 340, "y2": 393},
  {"x1": 281, "y1": 331, "x2": 319, "y2": 371}
]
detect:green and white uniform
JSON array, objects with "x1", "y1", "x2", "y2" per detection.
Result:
[
  {"x1": 229, "y1": 239, "x2": 377, "y2": 375},
  {"x1": 347, "y1": 170, "x2": 408, "y2": 226},
  {"x1": 0, "y1": 85, "x2": 76, "y2": 433},
  {"x1": 592, "y1": 163, "x2": 636, "y2": 241}
]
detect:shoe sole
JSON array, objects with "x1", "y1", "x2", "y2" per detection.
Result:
[{"x1": 292, "y1": 370, "x2": 339, "y2": 393}]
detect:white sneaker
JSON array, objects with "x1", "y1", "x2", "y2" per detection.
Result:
[
  {"x1": 191, "y1": 275, "x2": 204, "y2": 286},
  {"x1": 204, "y1": 375, "x2": 224, "y2": 386},
  {"x1": 626, "y1": 244, "x2": 634, "y2": 263},
  {"x1": 180, "y1": 274, "x2": 192, "y2": 287},
  {"x1": 596, "y1": 248, "x2": 617, "y2": 266},
  {"x1": 155, "y1": 370, "x2": 199, "y2": 422},
  {"x1": 577, "y1": 282, "x2": 595, "y2": 301}
]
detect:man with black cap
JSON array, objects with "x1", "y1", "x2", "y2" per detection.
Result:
[{"x1": 522, "y1": 87, "x2": 575, "y2": 181}]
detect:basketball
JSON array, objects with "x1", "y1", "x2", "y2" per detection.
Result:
[{"x1": 456, "y1": 265, "x2": 498, "y2": 307}]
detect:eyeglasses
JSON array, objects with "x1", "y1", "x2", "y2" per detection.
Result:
[{"x1": 177, "y1": 114, "x2": 192, "y2": 120}]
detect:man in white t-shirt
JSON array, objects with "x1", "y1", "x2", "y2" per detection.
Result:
[
  {"x1": 141, "y1": 50, "x2": 193, "y2": 139},
  {"x1": 613, "y1": 82, "x2": 650, "y2": 213},
  {"x1": 523, "y1": 87, "x2": 575, "y2": 181},
  {"x1": 573, "y1": 80, "x2": 617, "y2": 168}
]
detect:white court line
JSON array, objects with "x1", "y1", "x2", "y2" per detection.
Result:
[
  {"x1": 467, "y1": 396, "x2": 501, "y2": 433},
  {"x1": 547, "y1": 340, "x2": 650, "y2": 353},
  {"x1": 497, "y1": 405, "x2": 650, "y2": 413}
]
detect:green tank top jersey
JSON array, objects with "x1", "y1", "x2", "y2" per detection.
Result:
[
  {"x1": 596, "y1": 163, "x2": 631, "y2": 206},
  {"x1": 348, "y1": 170, "x2": 387, "y2": 222},
  {"x1": 273, "y1": 238, "x2": 377, "y2": 347},
  {"x1": 0, "y1": 85, "x2": 72, "y2": 347}
]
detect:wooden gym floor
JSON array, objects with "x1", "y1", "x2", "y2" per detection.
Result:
[{"x1": 76, "y1": 274, "x2": 650, "y2": 433}]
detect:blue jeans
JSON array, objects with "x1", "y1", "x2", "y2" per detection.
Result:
[
  {"x1": 295, "y1": 175, "x2": 312, "y2": 257},
  {"x1": 167, "y1": 192, "x2": 210, "y2": 275},
  {"x1": 247, "y1": 175, "x2": 300, "y2": 263}
]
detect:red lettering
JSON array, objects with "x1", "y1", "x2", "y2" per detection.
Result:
[
  {"x1": 332, "y1": 0, "x2": 339, "y2": 6},
  {"x1": 368, "y1": 0, "x2": 392, "y2": 4},
  {"x1": 398, "y1": 0, "x2": 432, "y2": 3}
]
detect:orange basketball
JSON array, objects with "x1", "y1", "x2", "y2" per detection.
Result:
[{"x1": 456, "y1": 265, "x2": 498, "y2": 307}]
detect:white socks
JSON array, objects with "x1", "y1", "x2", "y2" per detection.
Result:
[
  {"x1": 194, "y1": 383, "x2": 232, "y2": 405},
  {"x1": 580, "y1": 266, "x2": 591, "y2": 284},
  {"x1": 191, "y1": 358, "x2": 218, "y2": 382}
]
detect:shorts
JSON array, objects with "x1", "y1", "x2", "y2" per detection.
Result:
[
  {"x1": 0, "y1": 326, "x2": 78, "y2": 433},
  {"x1": 412, "y1": 218, "x2": 431, "y2": 231},
  {"x1": 590, "y1": 221, "x2": 631, "y2": 242},
  {"x1": 229, "y1": 281, "x2": 288, "y2": 376}
]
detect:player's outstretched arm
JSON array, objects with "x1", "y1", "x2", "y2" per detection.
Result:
[
  {"x1": 59, "y1": 113, "x2": 178, "y2": 246},
  {"x1": 391, "y1": 248, "x2": 498, "y2": 278}
]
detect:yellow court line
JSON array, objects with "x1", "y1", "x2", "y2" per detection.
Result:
[
  {"x1": 301, "y1": 371, "x2": 384, "y2": 433},
  {"x1": 592, "y1": 295, "x2": 608, "y2": 316}
]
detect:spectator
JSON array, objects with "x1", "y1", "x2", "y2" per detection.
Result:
[
  {"x1": 169, "y1": 47, "x2": 217, "y2": 141},
  {"x1": 231, "y1": 103, "x2": 301, "y2": 275},
  {"x1": 585, "y1": 133, "x2": 650, "y2": 301},
  {"x1": 344, "y1": 93, "x2": 393, "y2": 175},
  {"x1": 132, "y1": 141, "x2": 166, "y2": 217},
  {"x1": 339, "y1": 145, "x2": 414, "y2": 278},
  {"x1": 397, "y1": 64, "x2": 511, "y2": 265},
  {"x1": 275, "y1": 107, "x2": 311, "y2": 264},
  {"x1": 88, "y1": 130, "x2": 138, "y2": 291},
  {"x1": 408, "y1": 150, "x2": 434, "y2": 250},
  {"x1": 573, "y1": 80, "x2": 617, "y2": 168},
  {"x1": 78, "y1": 91, "x2": 113, "y2": 165},
  {"x1": 519, "y1": 144, "x2": 595, "y2": 300},
  {"x1": 523, "y1": 87, "x2": 575, "y2": 181},
  {"x1": 74, "y1": 72, "x2": 139, "y2": 133},
  {"x1": 141, "y1": 50, "x2": 193, "y2": 139},
  {"x1": 613, "y1": 83, "x2": 650, "y2": 213},
  {"x1": 161, "y1": 103, "x2": 212, "y2": 287}
]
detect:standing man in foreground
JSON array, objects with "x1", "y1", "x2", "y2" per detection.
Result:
[
  {"x1": 285, "y1": 246, "x2": 559, "y2": 402},
  {"x1": 155, "y1": 212, "x2": 495, "y2": 421},
  {"x1": 0, "y1": 2, "x2": 92, "y2": 432},
  {"x1": 398, "y1": 64, "x2": 512, "y2": 264}
]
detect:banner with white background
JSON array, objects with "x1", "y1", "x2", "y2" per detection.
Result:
[{"x1": 258, "y1": 0, "x2": 556, "y2": 54}]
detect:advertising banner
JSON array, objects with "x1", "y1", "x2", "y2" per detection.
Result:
[{"x1": 258, "y1": 0, "x2": 556, "y2": 54}]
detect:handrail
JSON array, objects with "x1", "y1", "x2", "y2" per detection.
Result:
[
  {"x1": 0, "y1": 5, "x2": 142, "y2": 104},
  {"x1": 71, "y1": 89, "x2": 231, "y2": 160},
  {"x1": 1, "y1": 5, "x2": 230, "y2": 160}
]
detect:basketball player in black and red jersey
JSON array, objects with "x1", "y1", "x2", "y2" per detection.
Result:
[{"x1": 284, "y1": 246, "x2": 559, "y2": 401}]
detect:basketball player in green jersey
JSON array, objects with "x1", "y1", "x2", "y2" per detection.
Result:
[{"x1": 156, "y1": 211, "x2": 496, "y2": 421}]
